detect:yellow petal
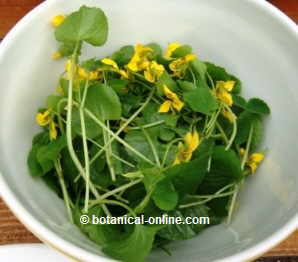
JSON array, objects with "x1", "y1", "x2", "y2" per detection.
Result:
[
  {"x1": 144, "y1": 70, "x2": 155, "y2": 83},
  {"x1": 218, "y1": 91, "x2": 233, "y2": 106},
  {"x1": 163, "y1": 85, "x2": 178, "y2": 100},
  {"x1": 101, "y1": 58, "x2": 119, "y2": 70},
  {"x1": 165, "y1": 42, "x2": 182, "y2": 58},
  {"x1": 250, "y1": 153, "x2": 265, "y2": 164},
  {"x1": 169, "y1": 58, "x2": 183, "y2": 72},
  {"x1": 184, "y1": 53, "x2": 196, "y2": 63},
  {"x1": 52, "y1": 51, "x2": 62, "y2": 60},
  {"x1": 119, "y1": 70, "x2": 129, "y2": 79},
  {"x1": 78, "y1": 67, "x2": 89, "y2": 79},
  {"x1": 158, "y1": 100, "x2": 172, "y2": 113},
  {"x1": 223, "y1": 81, "x2": 235, "y2": 92},
  {"x1": 36, "y1": 110, "x2": 51, "y2": 126},
  {"x1": 49, "y1": 121, "x2": 57, "y2": 140},
  {"x1": 248, "y1": 162, "x2": 258, "y2": 173},
  {"x1": 51, "y1": 15, "x2": 65, "y2": 27},
  {"x1": 184, "y1": 130, "x2": 200, "y2": 152},
  {"x1": 135, "y1": 44, "x2": 153, "y2": 56},
  {"x1": 172, "y1": 99, "x2": 184, "y2": 112},
  {"x1": 221, "y1": 108, "x2": 236, "y2": 123}
]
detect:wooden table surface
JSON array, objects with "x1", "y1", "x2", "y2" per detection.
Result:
[{"x1": 0, "y1": 0, "x2": 297, "y2": 261}]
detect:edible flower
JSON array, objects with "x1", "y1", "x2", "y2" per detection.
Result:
[
  {"x1": 240, "y1": 149, "x2": 265, "y2": 173},
  {"x1": 169, "y1": 53, "x2": 196, "y2": 78},
  {"x1": 78, "y1": 67, "x2": 100, "y2": 80},
  {"x1": 174, "y1": 130, "x2": 200, "y2": 165},
  {"x1": 51, "y1": 14, "x2": 65, "y2": 27},
  {"x1": 101, "y1": 58, "x2": 129, "y2": 79},
  {"x1": 144, "y1": 61, "x2": 165, "y2": 83},
  {"x1": 165, "y1": 42, "x2": 182, "y2": 58},
  {"x1": 214, "y1": 80, "x2": 235, "y2": 106},
  {"x1": 127, "y1": 44, "x2": 152, "y2": 72},
  {"x1": 36, "y1": 109, "x2": 57, "y2": 140},
  {"x1": 159, "y1": 85, "x2": 184, "y2": 113}
]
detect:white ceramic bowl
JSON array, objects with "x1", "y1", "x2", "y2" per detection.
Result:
[{"x1": 0, "y1": 0, "x2": 297, "y2": 261}]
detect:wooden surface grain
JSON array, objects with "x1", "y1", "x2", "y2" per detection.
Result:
[{"x1": 0, "y1": 0, "x2": 297, "y2": 260}]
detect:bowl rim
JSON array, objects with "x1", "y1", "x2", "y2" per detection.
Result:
[{"x1": 0, "y1": 0, "x2": 297, "y2": 261}]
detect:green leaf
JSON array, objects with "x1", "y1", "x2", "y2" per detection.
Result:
[
  {"x1": 146, "y1": 42, "x2": 162, "y2": 58},
  {"x1": 107, "y1": 79, "x2": 129, "y2": 95},
  {"x1": 206, "y1": 62, "x2": 242, "y2": 94},
  {"x1": 28, "y1": 132, "x2": 51, "y2": 177},
  {"x1": 80, "y1": 58, "x2": 102, "y2": 72},
  {"x1": 172, "y1": 45, "x2": 192, "y2": 58},
  {"x1": 103, "y1": 224, "x2": 160, "y2": 262},
  {"x1": 158, "y1": 128, "x2": 175, "y2": 142},
  {"x1": 124, "y1": 130, "x2": 163, "y2": 164},
  {"x1": 235, "y1": 111, "x2": 263, "y2": 150},
  {"x1": 36, "y1": 135, "x2": 67, "y2": 174},
  {"x1": 157, "y1": 205, "x2": 210, "y2": 240},
  {"x1": 111, "y1": 45, "x2": 134, "y2": 66},
  {"x1": 246, "y1": 98, "x2": 270, "y2": 115},
  {"x1": 27, "y1": 146, "x2": 43, "y2": 177},
  {"x1": 198, "y1": 146, "x2": 242, "y2": 194},
  {"x1": 177, "y1": 80, "x2": 196, "y2": 92},
  {"x1": 184, "y1": 87, "x2": 218, "y2": 115},
  {"x1": 58, "y1": 42, "x2": 81, "y2": 57},
  {"x1": 190, "y1": 59, "x2": 207, "y2": 81},
  {"x1": 72, "y1": 108, "x2": 101, "y2": 139},
  {"x1": 232, "y1": 95, "x2": 247, "y2": 109},
  {"x1": 55, "y1": 6, "x2": 108, "y2": 46},
  {"x1": 47, "y1": 95, "x2": 63, "y2": 112},
  {"x1": 152, "y1": 180, "x2": 178, "y2": 211},
  {"x1": 165, "y1": 154, "x2": 210, "y2": 196},
  {"x1": 85, "y1": 83, "x2": 122, "y2": 120}
]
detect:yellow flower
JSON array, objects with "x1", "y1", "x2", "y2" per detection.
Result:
[
  {"x1": 165, "y1": 42, "x2": 182, "y2": 58},
  {"x1": 169, "y1": 54, "x2": 196, "y2": 78},
  {"x1": 214, "y1": 81, "x2": 235, "y2": 106},
  {"x1": 78, "y1": 67, "x2": 99, "y2": 80},
  {"x1": 52, "y1": 51, "x2": 62, "y2": 60},
  {"x1": 240, "y1": 149, "x2": 265, "y2": 173},
  {"x1": 174, "y1": 130, "x2": 200, "y2": 165},
  {"x1": 36, "y1": 109, "x2": 57, "y2": 140},
  {"x1": 127, "y1": 44, "x2": 152, "y2": 72},
  {"x1": 221, "y1": 107, "x2": 236, "y2": 123},
  {"x1": 144, "y1": 61, "x2": 165, "y2": 83},
  {"x1": 36, "y1": 109, "x2": 51, "y2": 126},
  {"x1": 158, "y1": 85, "x2": 184, "y2": 113},
  {"x1": 51, "y1": 15, "x2": 65, "y2": 27},
  {"x1": 101, "y1": 58, "x2": 129, "y2": 79}
]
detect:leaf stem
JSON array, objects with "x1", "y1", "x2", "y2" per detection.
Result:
[
  {"x1": 79, "y1": 79, "x2": 91, "y2": 213},
  {"x1": 54, "y1": 160, "x2": 73, "y2": 223},
  {"x1": 129, "y1": 120, "x2": 164, "y2": 130},
  {"x1": 141, "y1": 126, "x2": 161, "y2": 167},
  {"x1": 224, "y1": 106, "x2": 238, "y2": 151}
]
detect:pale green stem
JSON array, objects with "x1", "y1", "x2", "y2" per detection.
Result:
[
  {"x1": 179, "y1": 183, "x2": 235, "y2": 209},
  {"x1": 224, "y1": 106, "x2": 238, "y2": 151},
  {"x1": 79, "y1": 79, "x2": 90, "y2": 213},
  {"x1": 93, "y1": 185, "x2": 129, "y2": 204},
  {"x1": 89, "y1": 199, "x2": 137, "y2": 217},
  {"x1": 96, "y1": 179, "x2": 142, "y2": 202},
  {"x1": 103, "y1": 121, "x2": 116, "y2": 182},
  {"x1": 129, "y1": 120, "x2": 164, "y2": 130},
  {"x1": 54, "y1": 160, "x2": 73, "y2": 223},
  {"x1": 65, "y1": 48, "x2": 109, "y2": 216},
  {"x1": 227, "y1": 126, "x2": 254, "y2": 224},
  {"x1": 141, "y1": 126, "x2": 161, "y2": 167},
  {"x1": 161, "y1": 138, "x2": 183, "y2": 168},
  {"x1": 215, "y1": 122, "x2": 229, "y2": 144}
]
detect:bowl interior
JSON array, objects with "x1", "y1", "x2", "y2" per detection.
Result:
[{"x1": 0, "y1": 0, "x2": 297, "y2": 261}]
